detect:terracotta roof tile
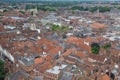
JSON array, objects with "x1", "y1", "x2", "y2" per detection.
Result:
[
  {"x1": 75, "y1": 51, "x2": 86, "y2": 58},
  {"x1": 88, "y1": 54, "x2": 107, "y2": 63},
  {"x1": 67, "y1": 37, "x2": 92, "y2": 53},
  {"x1": 67, "y1": 36, "x2": 79, "y2": 43},
  {"x1": 96, "y1": 36, "x2": 106, "y2": 41},
  {"x1": 49, "y1": 46, "x2": 62, "y2": 55},
  {"x1": 34, "y1": 57, "x2": 44, "y2": 64},
  {"x1": 90, "y1": 22, "x2": 107, "y2": 29},
  {"x1": 102, "y1": 74, "x2": 110, "y2": 80},
  {"x1": 83, "y1": 37, "x2": 93, "y2": 43},
  {"x1": 45, "y1": 55, "x2": 53, "y2": 61},
  {"x1": 36, "y1": 61, "x2": 53, "y2": 72},
  {"x1": 63, "y1": 56, "x2": 76, "y2": 63},
  {"x1": 78, "y1": 43, "x2": 91, "y2": 53},
  {"x1": 110, "y1": 49, "x2": 120, "y2": 56},
  {"x1": 62, "y1": 48, "x2": 76, "y2": 56}
]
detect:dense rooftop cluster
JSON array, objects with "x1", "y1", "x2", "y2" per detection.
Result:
[{"x1": 0, "y1": 2, "x2": 120, "y2": 80}]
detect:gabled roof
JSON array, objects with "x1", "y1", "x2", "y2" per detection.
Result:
[
  {"x1": 49, "y1": 46, "x2": 62, "y2": 55},
  {"x1": 88, "y1": 54, "x2": 107, "y2": 63},
  {"x1": 75, "y1": 51, "x2": 86, "y2": 58},
  {"x1": 90, "y1": 22, "x2": 107, "y2": 29},
  {"x1": 2, "y1": 17, "x2": 16, "y2": 23},
  {"x1": 102, "y1": 74, "x2": 110, "y2": 80},
  {"x1": 62, "y1": 48, "x2": 76, "y2": 56},
  {"x1": 67, "y1": 36, "x2": 79, "y2": 42},
  {"x1": 34, "y1": 57, "x2": 44, "y2": 64},
  {"x1": 36, "y1": 61, "x2": 53, "y2": 73}
]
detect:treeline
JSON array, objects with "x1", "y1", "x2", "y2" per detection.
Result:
[
  {"x1": 44, "y1": 1, "x2": 79, "y2": 7},
  {"x1": 26, "y1": 5, "x2": 56, "y2": 11},
  {"x1": 71, "y1": 6, "x2": 112, "y2": 13},
  {"x1": 25, "y1": 1, "x2": 80, "y2": 11},
  {"x1": 32, "y1": 1, "x2": 80, "y2": 7},
  {"x1": 115, "y1": 6, "x2": 120, "y2": 9}
]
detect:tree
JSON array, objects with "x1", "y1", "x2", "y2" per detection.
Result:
[
  {"x1": 71, "y1": 6, "x2": 111, "y2": 13},
  {"x1": 91, "y1": 43, "x2": 100, "y2": 54},
  {"x1": 51, "y1": 25, "x2": 69, "y2": 32},
  {"x1": 3, "y1": 9, "x2": 7, "y2": 13},
  {"x1": 102, "y1": 43, "x2": 111, "y2": 50},
  {"x1": 0, "y1": 60, "x2": 5, "y2": 80},
  {"x1": 71, "y1": 6, "x2": 88, "y2": 11}
]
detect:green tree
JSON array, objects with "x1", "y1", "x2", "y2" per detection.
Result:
[
  {"x1": 102, "y1": 43, "x2": 111, "y2": 50},
  {"x1": 91, "y1": 43, "x2": 100, "y2": 54},
  {"x1": 71, "y1": 6, "x2": 88, "y2": 11},
  {"x1": 51, "y1": 25, "x2": 69, "y2": 32},
  {"x1": 3, "y1": 9, "x2": 7, "y2": 13},
  {"x1": 0, "y1": 60, "x2": 5, "y2": 80},
  {"x1": 91, "y1": 46, "x2": 100, "y2": 54}
]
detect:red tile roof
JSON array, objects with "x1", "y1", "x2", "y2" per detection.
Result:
[
  {"x1": 49, "y1": 46, "x2": 62, "y2": 55},
  {"x1": 67, "y1": 36, "x2": 79, "y2": 43},
  {"x1": 45, "y1": 55, "x2": 53, "y2": 61},
  {"x1": 102, "y1": 74, "x2": 110, "y2": 80},
  {"x1": 78, "y1": 43, "x2": 91, "y2": 53},
  {"x1": 2, "y1": 17, "x2": 16, "y2": 23},
  {"x1": 67, "y1": 36, "x2": 106, "y2": 53},
  {"x1": 36, "y1": 61, "x2": 53, "y2": 72},
  {"x1": 75, "y1": 51, "x2": 86, "y2": 58},
  {"x1": 62, "y1": 48, "x2": 76, "y2": 56},
  {"x1": 67, "y1": 37, "x2": 92, "y2": 53},
  {"x1": 83, "y1": 37, "x2": 93, "y2": 43},
  {"x1": 88, "y1": 54, "x2": 107, "y2": 63},
  {"x1": 34, "y1": 57, "x2": 44, "y2": 64},
  {"x1": 90, "y1": 23, "x2": 107, "y2": 29}
]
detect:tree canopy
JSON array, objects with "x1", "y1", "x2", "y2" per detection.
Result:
[
  {"x1": 51, "y1": 25, "x2": 69, "y2": 32},
  {"x1": 102, "y1": 43, "x2": 111, "y2": 50},
  {"x1": 26, "y1": 5, "x2": 56, "y2": 11},
  {"x1": 71, "y1": 6, "x2": 111, "y2": 13},
  {"x1": 0, "y1": 60, "x2": 5, "y2": 80},
  {"x1": 91, "y1": 43, "x2": 100, "y2": 54}
]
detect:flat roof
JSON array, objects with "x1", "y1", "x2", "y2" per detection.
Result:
[{"x1": 46, "y1": 64, "x2": 67, "y2": 75}]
